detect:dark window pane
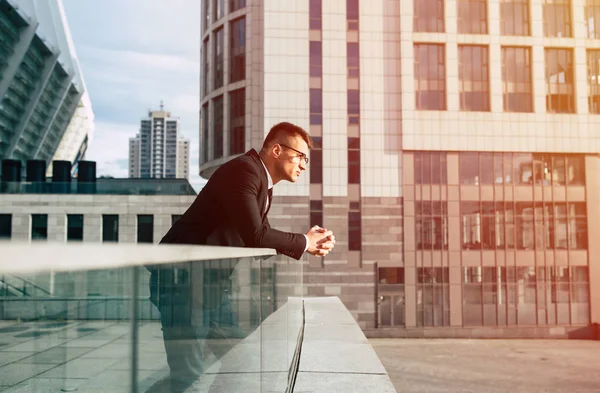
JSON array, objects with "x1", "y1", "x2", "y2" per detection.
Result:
[
  {"x1": 545, "y1": 48, "x2": 575, "y2": 113},
  {"x1": 350, "y1": 201, "x2": 360, "y2": 210},
  {"x1": 348, "y1": 150, "x2": 361, "y2": 184},
  {"x1": 430, "y1": 152, "x2": 441, "y2": 184},
  {"x1": 310, "y1": 149, "x2": 323, "y2": 184},
  {"x1": 230, "y1": 0, "x2": 246, "y2": 13},
  {"x1": 543, "y1": 0, "x2": 572, "y2": 37},
  {"x1": 348, "y1": 137, "x2": 360, "y2": 150},
  {"x1": 310, "y1": 211, "x2": 323, "y2": 227},
  {"x1": 102, "y1": 215, "x2": 119, "y2": 242},
  {"x1": 310, "y1": 0, "x2": 322, "y2": 29},
  {"x1": 459, "y1": 45, "x2": 490, "y2": 111},
  {"x1": 310, "y1": 41, "x2": 323, "y2": 77},
  {"x1": 310, "y1": 200, "x2": 323, "y2": 211},
  {"x1": 31, "y1": 214, "x2": 47, "y2": 240},
  {"x1": 67, "y1": 214, "x2": 83, "y2": 242},
  {"x1": 137, "y1": 215, "x2": 154, "y2": 243},
  {"x1": 501, "y1": 0, "x2": 530, "y2": 36},
  {"x1": 502, "y1": 47, "x2": 533, "y2": 112},
  {"x1": 310, "y1": 88, "x2": 322, "y2": 125},
  {"x1": 414, "y1": 0, "x2": 444, "y2": 32},
  {"x1": 480, "y1": 153, "x2": 494, "y2": 184},
  {"x1": 213, "y1": 0, "x2": 225, "y2": 21},
  {"x1": 567, "y1": 155, "x2": 585, "y2": 185},
  {"x1": 415, "y1": 44, "x2": 446, "y2": 110},
  {"x1": 171, "y1": 215, "x2": 182, "y2": 225},
  {"x1": 0, "y1": 214, "x2": 11, "y2": 239},
  {"x1": 588, "y1": 50, "x2": 600, "y2": 113},
  {"x1": 415, "y1": 152, "x2": 423, "y2": 184},
  {"x1": 349, "y1": 211, "x2": 361, "y2": 251},
  {"x1": 347, "y1": 42, "x2": 359, "y2": 77},
  {"x1": 202, "y1": 104, "x2": 209, "y2": 162},
  {"x1": 347, "y1": 0, "x2": 359, "y2": 21},
  {"x1": 229, "y1": 88, "x2": 245, "y2": 154},
  {"x1": 460, "y1": 152, "x2": 480, "y2": 184},
  {"x1": 421, "y1": 152, "x2": 431, "y2": 184},
  {"x1": 213, "y1": 96, "x2": 224, "y2": 159},
  {"x1": 230, "y1": 18, "x2": 246, "y2": 83},
  {"x1": 379, "y1": 268, "x2": 405, "y2": 284},
  {"x1": 214, "y1": 28, "x2": 224, "y2": 89},
  {"x1": 458, "y1": 0, "x2": 488, "y2": 34}
]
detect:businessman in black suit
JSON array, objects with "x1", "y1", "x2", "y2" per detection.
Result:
[{"x1": 149, "y1": 122, "x2": 335, "y2": 391}]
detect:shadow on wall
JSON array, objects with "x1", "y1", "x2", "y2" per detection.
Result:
[{"x1": 567, "y1": 323, "x2": 600, "y2": 340}]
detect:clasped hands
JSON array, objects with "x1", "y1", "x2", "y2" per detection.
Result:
[{"x1": 306, "y1": 225, "x2": 336, "y2": 257}]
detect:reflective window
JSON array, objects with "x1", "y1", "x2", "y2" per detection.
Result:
[
  {"x1": 0, "y1": 214, "x2": 11, "y2": 239},
  {"x1": 137, "y1": 215, "x2": 153, "y2": 243},
  {"x1": 310, "y1": 0, "x2": 322, "y2": 30},
  {"x1": 348, "y1": 90, "x2": 360, "y2": 125},
  {"x1": 502, "y1": 47, "x2": 532, "y2": 112},
  {"x1": 310, "y1": 137, "x2": 323, "y2": 184},
  {"x1": 310, "y1": 88, "x2": 322, "y2": 124},
  {"x1": 67, "y1": 214, "x2": 83, "y2": 242},
  {"x1": 414, "y1": 152, "x2": 447, "y2": 184},
  {"x1": 416, "y1": 201, "x2": 448, "y2": 250},
  {"x1": 587, "y1": 50, "x2": 600, "y2": 114},
  {"x1": 417, "y1": 268, "x2": 450, "y2": 327},
  {"x1": 567, "y1": 155, "x2": 585, "y2": 185},
  {"x1": 213, "y1": 0, "x2": 225, "y2": 21},
  {"x1": 102, "y1": 214, "x2": 119, "y2": 242},
  {"x1": 414, "y1": 44, "x2": 446, "y2": 110},
  {"x1": 31, "y1": 214, "x2": 47, "y2": 241},
  {"x1": 347, "y1": 0, "x2": 359, "y2": 31},
  {"x1": 460, "y1": 152, "x2": 480, "y2": 184},
  {"x1": 214, "y1": 28, "x2": 224, "y2": 90},
  {"x1": 459, "y1": 45, "x2": 489, "y2": 111},
  {"x1": 543, "y1": 0, "x2": 571, "y2": 37},
  {"x1": 202, "y1": 103, "x2": 209, "y2": 162},
  {"x1": 202, "y1": 39, "x2": 209, "y2": 97},
  {"x1": 230, "y1": 18, "x2": 246, "y2": 83},
  {"x1": 379, "y1": 268, "x2": 405, "y2": 284},
  {"x1": 310, "y1": 41, "x2": 322, "y2": 78},
  {"x1": 501, "y1": 0, "x2": 530, "y2": 35},
  {"x1": 230, "y1": 0, "x2": 246, "y2": 13},
  {"x1": 585, "y1": 0, "x2": 600, "y2": 38},
  {"x1": 229, "y1": 88, "x2": 245, "y2": 155},
  {"x1": 568, "y1": 203, "x2": 587, "y2": 249},
  {"x1": 203, "y1": 0, "x2": 210, "y2": 31},
  {"x1": 414, "y1": 0, "x2": 444, "y2": 32},
  {"x1": 348, "y1": 211, "x2": 361, "y2": 251},
  {"x1": 347, "y1": 42, "x2": 359, "y2": 78},
  {"x1": 458, "y1": 0, "x2": 488, "y2": 34},
  {"x1": 545, "y1": 48, "x2": 575, "y2": 113},
  {"x1": 213, "y1": 96, "x2": 224, "y2": 160}
]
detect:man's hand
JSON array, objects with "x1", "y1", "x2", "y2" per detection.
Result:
[{"x1": 306, "y1": 225, "x2": 336, "y2": 257}]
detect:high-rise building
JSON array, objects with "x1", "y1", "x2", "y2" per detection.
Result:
[
  {"x1": 200, "y1": 0, "x2": 600, "y2": 338},
  {"x1": 129, "y1": 106, "x2": 189, "y2": 179},
  {"x1": 0, "y1": 0, "x2": 94, "y2": 175}
]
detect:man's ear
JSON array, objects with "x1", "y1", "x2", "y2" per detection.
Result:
[{"x1": 271, "y1": 143, "x2": 281, "y2": 158}]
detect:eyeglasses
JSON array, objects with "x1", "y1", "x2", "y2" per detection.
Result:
[{"x1": 279, "y1": 144, "x2": 309, "y2": 164}]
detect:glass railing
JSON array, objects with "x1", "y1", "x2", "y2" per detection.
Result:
[
  {"x1": 0, "y1": 243, "x2": 303, "y2": 392},
  {"x1": 0, "y1": 180, "x2": 197, "y2": 195}
]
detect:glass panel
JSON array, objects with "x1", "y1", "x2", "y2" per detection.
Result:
[
  {"x1": 213, "y1": 28, "x2": 224, "y2": 90},
  {"x1": 480, "y1": 152, "x2": 494, "y2": 184},
  {"x1": 31, "y1": 214, "x2": 48, "y2": 240},
  {"x1": 543, "y1": 0, "x2": 572, "y2": 37},
  {"x1": 459, "y1": 45, "x2": 490, "y2": 111},
  {"x1": 545, "y1": 48, "x2": 575, "y2": 113},
  {"x1": 310, "y1": 0, "x2": 322, "y2": 29},
  {"x1": 230, "y1": 18, "x2": 246, "y2": 83},
  {"x1": 378, "y1": 296, "x2": 392, "y2": 326},
  {"x1": 588, "y1": 50, "x2": 600, "y2": 114},
  {"x1": 460, "y1": 152, "x2": 480, "y2": 184},
  {"x1": 566, "y1": 155, "x2": 585, "y2": 185},
  {"x1": 458, "y1": 0, "x2": 488, "y2": 34},
  {"x1": 414, "y1": 0, "x2": 445, "y2": 32},
  {"x1": 585, "y1": 0, "x2": 600, "y2": 38},
  {"x1": 502, "y1": 47, "x2": 533, "y2": 112},
  {"x1": 0, "y1": 214, "x2": 11, "y2": 239},
  {"x1": 414, "y1": 44, "x2": 446, "y2": 110},
  {"x1": 501, "y1": 0, "x2": 530, "y2": 36},
  {"x1": 67, "y1": 214, "x2": 83, "y2": 242},
  {"x1": 137, "y1": 215, "x2": 153, "y2": 243}
]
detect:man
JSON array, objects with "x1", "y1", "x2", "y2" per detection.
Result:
[{"x1": 149, "y1": 122, "x2": 335, "y2": 391}]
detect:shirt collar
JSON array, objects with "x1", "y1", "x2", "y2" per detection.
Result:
[{"x1": 259, "y1": 157, "x2": 273, "y2": 190}]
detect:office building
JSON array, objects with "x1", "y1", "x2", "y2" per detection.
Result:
[
  {"x1": 129, "y1": 106, "x2": 189, "y2": 179},
  {"x1": 199, "y1": 0, "x2": 600, "y2": 338},
  {"x1": 0, "y1": 0, "x2": 94, "y2": 175}
]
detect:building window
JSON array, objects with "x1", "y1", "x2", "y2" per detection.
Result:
[
  {"x1": 203, "y1": 0, "x2": 210, "y2": 31},
  {"x1": 545, "y1": 48, "x2": 575, "y2": 113},
  {"x1": 500, "y1": 0, "x2": 530, "y2": 35},
  {"x1": 347, "y1": 0, "x2": 359, "y2": 31},
  {"x1": 67, "y1": 214, "x2": 83, "y2": 241},
  {"x1": 309, "y1": 0, "x2": 322, "y2": 30},
  {"x1": 378, "y1": 268, "x2": 405, "y2": 327},
  {"x1": 458, "y1": 45, "x2": 490, "y2": 111},
  {"x1": 310, "y1": 200, "x2": 323, "y2": 226},
  {"x1": 31, "y1": 214, "x2": 47, "y2": 241},
  {"x1": 457, "y1": 0, "x2": 488, "y2": 34},
  {"x1": 347, "y1": 42, "x2": 359, "y2": 78},
  {"x1": 348, "y1": 139, "x2": 360, "y2": 184},
  {"x1": 502, "y1": 47, "x2": 533, "y2": 112},
  {"x1": 213, "y1": 0, "x2": 225, "y2": 21},
  {"x1": 568, "y1": 203, "x2": 587, "y2": 249},
  {"x1": 587, "y1": 50, "x2": 600, "y2": 114},
  {"x1": 310, "y1": 88, "x2": 322, "y2": 125},
  {"x1": 417, "y1": 268, "x2": 450, "y2": 327},
  {"x1": 462, "y1": 202, "x2": 507, "y2": 250},
  {"x1": 348, "y1": 90, "x2": 360, "y2": 125},
  {"x1": 0, "y1": 214, "x2": 11, "y2": 239},
  {"x1": 230, "y1": 0, "x2": 245, "y2": 13},
  {"x1": 348, "y1": 211, "x2": 361, "y2": 251},
  {"x1": 213, "y1": 96, "x2": 224, "y2": 160},
  {"x1": 137, "y1": 215, "x2": 154, "y2": 243},
  {"x1": 310, "y1": 137, "x2": 322, "y2": 184},
  {"x1": 543, "y1": 0, "x2": 572, "y2": 37},
  {"x1": 202, "y1": 39, "x2": 209, "y2": 96},
  {"x1": 414, "y1": 44, "x2": 446, "y2": 110},
  {"x1": 102, "y1": 215, "x2": 119, "y2": 242},
  {"x1": 414, "y1": 152, "x2": 447, "y2": 184},
  {"x1": 202, "y1": 104, "x2": 209, "y2": 162},
  {"x1": 230, "y1": 88, "x2": 245, "y2": 155},
  {"x1": 230, "y1": 18, "x2": 245, "y2": 83},
  {"x1": 310, "y1": 41, "x2": 323, "y2": 78},
  {"x1": 416, "y1": 202, "x2": 448, "y2": 250},
  {"x1": 214, "y1": 28, "x2": 224, "y2": 90},
  {"x1": 585, "y1": 0, "x2": 600, "y2": 38},
  {"x1": 414, "y1": 0, "x2": 444, "y2": 32}
]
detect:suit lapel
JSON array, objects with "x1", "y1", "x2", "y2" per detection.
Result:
[{"x1": 247, "y1": 149, "x2": 270, "y2": 219}]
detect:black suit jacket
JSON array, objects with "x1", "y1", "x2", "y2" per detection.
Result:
[{"x1": 160, "y1": 149, "x2": 306, "y2": 260}]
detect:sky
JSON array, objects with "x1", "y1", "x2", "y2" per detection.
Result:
[{"x1": 61, "y1": 0, "x2": 207, "y2": 190}]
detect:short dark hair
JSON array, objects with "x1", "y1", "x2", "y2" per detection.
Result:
[{"x1": 262, "y1": 122, "x2": 313, "y2": 150}]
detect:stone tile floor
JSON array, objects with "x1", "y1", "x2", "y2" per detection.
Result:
[
  {"x1": 371, "y1": 338, "x2": 600, "y2": 393},
  {"x1": 0, "y1": 320, "x2": 170, "y2": 392}
]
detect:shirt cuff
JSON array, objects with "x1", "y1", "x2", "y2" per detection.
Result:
[{"x1": 303, "y1": 234, "x2": 309, "y2": 253}]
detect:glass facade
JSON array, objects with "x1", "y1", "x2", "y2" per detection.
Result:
[
  {"x1": 214, "y1": 28, "x2": 224, "y2": 90},
  {"x1": 457, "y1": 0, "x2": 488, "y2": 34},
  {"x1": 414, "y1": 0, "x2": 444, "y2": 32},
  {"x1": 414, "y1": 44, "x2": 446, "y2": 110},
  {"x1": 545, "y1": 48, "x2": 575, "y2": 113},
  {"x1": 543, "y1": 0, "x2": 572, "y2": 37},
  {"x1": 229, "y1": 88, "x2": 245, "y2": 155},
  {"x1": 415, "y1": 202, "x2": 449, "y2": 250},
  {"x1": 501, "y1": 0, "x2": 530, "y2": 35},
  {"x1": 502, "y1": 47, "x2": 533, "y2": 112},
  {"x1": 414, "y1": 152, "x2": 448, "y2": 184},
  {"x1": 458, "y1": 45, "x2": 490, "y2": 111},
  {"x1": 417, "y1": 268, "x2": 450, "y2": 327},
  {"x1": 230, "y1": 18, "x2": 245, "y2": 83}
]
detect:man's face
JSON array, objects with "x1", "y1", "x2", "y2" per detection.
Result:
[{"x1": 276, "y1": 136, "x2": 309, "y2": 183}]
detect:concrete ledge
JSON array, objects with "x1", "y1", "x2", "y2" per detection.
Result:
[{"x1": 296, "y1": 297, "x2": 397, "y2": 393}]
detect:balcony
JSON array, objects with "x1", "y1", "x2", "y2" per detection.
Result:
[{"x1": 0, "y1": 242, "x2": 395, "y2": 392}]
